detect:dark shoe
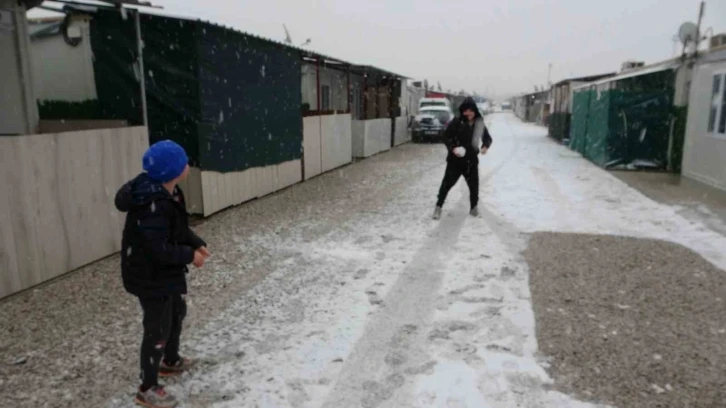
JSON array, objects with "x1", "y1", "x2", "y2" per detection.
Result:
[
  {"x1": 470, "y1": 207, "x2": 480, "y2": 217},
  {"x1": 159, "y1": 357, "x2": 193, "y2": 377}
]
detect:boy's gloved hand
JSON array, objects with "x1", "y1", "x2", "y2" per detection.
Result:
[{"x1": 453, "y1": 147, "x2": 466, "y2": 157}]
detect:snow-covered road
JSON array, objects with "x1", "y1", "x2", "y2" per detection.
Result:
[{"x1": 105, "y1": 113, "x2": 726, "y2": 408}]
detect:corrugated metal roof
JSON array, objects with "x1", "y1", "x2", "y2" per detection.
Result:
[
  {"x1": 350, "y1": 64, "x2": 409, "y2": 79},
  {"x1": 61, "y1": 2, "x2": 354, "y2": 65},
  {"x1": 42, "y1": 0, "x2": 159, "y2": 9},
  {"x1": 572, "y1": 59, "x2": 682, "y2": 90},
  {"x1": 554, "y1": 72, "x2": 617, "y2": 87},
  {"x1": 57, "y1": 1, "x2": 406, "y2": 80},
  {"x1": 699, "y1": 46, "x2": 726, "y2": 64}
]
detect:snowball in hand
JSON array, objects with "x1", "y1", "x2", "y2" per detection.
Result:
[{"x1": 453, "y1": 147, "x2": 466, "y2": 157}]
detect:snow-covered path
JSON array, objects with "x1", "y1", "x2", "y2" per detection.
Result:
[{"x1": 106, "y1": 113, "x2": 726, "y2": 408}]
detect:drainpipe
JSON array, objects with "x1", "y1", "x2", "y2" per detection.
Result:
[
  {"x1": 316, "y1": 58, "x2": 321, "y2": 113},
  {"x1": 362, "y1": 74, "x2": 367, "y2": 120},
  {"x1": 347, "y1": 67, "x2": 351, "y2": 114},
  {"x1": 316, "y1": 58, "x2": 322, "y2": 172},
  {"x1": 12, "y1": 4, "x2": 36, "y2": 134},
  {"x1": 134, "y1": 10, "x2": 148, "y2": 126}
]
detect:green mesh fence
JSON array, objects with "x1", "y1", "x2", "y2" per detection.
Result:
[
  {"x1": 568, "y1": 69, "x2": 677, "y2": 170},
  {"x1": 90, "y1": 10, "x2": 302, "y2": 172},
  {"x1": 569, "y1": 88, "x2": 591, "y2": 155}
]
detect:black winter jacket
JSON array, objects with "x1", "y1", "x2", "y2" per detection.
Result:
[
  {"x1": 115, "y1": 173, "x2": 206, "y2": 298},
  {"x1": 444, "y1": 98, "x2": 493, "y2": 163}
]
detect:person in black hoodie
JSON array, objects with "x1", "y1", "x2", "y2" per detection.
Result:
[
  {"x1": 433, "y1": 97, "x2": 493, "y2": 220},
  {"x1": 115, "y1": 140, "x2": 208, "y2": 408}
]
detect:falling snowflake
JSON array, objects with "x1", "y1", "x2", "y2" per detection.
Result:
[
  {"x1": 148, "y1": 156, "x2": 154, "y2": 166},
  {"x1": 127, "y1": 247, "x2": 133, "y2": 256},
  {"x1": 150, "y1": 201, "x2": 156, "y2": 213},
  {"x1": 268, "y1": 133, "x2": 272, "y2": 141},
  {"x1": 148, "y1": 70, "x2": 154, "y2": 78},
  {"x1": 228, "y1": 97, "x2": 232, "y2": 107},
  {"x1": 219, "y1": 110, "x2": 224, "y2": 124},
  {"x1": 260, "y1": 65, "x2": 266, "y2": 78}
]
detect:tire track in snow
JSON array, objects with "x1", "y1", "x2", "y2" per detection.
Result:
[
  {"x1": 321, "y1": 197, "x2": 470, "y2": 408},
  {"x1": 321, "y1": 116, "x2": 523, "y2": 408}
]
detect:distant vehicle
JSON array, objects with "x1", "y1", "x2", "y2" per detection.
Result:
[
  {"x1": 411, "y1": 106, "x2": 455, "y2": 143},
  {"x1": 501, "y1": 101, "x2": 512, "y2": 110},
  {"x1": 477, "y1": 101, "x2": 491, "y2": 115},
  {"x1": 419, "y1": 97, "x2": 452, "y2": 110}
]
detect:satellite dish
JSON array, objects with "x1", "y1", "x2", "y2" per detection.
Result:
[{"x1": 678, "y1": 22, "x2": 698, "y2": 46}]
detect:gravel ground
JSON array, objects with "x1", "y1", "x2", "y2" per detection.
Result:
[
  {"x1": 0, "y1": 143, "x2": 444, "y2": 408},
  {"x1": 524, "y1": 232, "x2": 726, "y2": 408}
]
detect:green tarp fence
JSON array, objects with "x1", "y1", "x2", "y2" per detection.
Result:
[
  {"x1": 568, "y1": 69, "x2": 677, "y2": 170},
  {"x1": 89, "y1": 10, "x2": 302, "y2": 172}
]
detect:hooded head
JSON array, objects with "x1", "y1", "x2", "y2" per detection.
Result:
[
  {"x1": 143, "y1": 140, "x2": 189, "y2": 183},
  {"x1": 458, "y1": 97, "x2": 482, "y2": 121}
]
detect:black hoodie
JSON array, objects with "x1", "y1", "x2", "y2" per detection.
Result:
[
  {"x1": 115, "y1": 173, "x2": 206, "y2": 298},
  {"x1": 443, "y1": 97, "x2": 493, "y2": 163}
]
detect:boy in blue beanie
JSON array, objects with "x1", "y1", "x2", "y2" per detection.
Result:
[{"x1": 115, "y1": 140, "x2": 209, "y2": 408}]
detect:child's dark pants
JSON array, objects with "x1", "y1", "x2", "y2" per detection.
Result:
[{"x1": 138, "y1": 294, "x2": 186, "y2": 389}]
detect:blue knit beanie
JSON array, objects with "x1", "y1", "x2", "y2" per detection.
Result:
[{"x1": 143, "y1": 140, "x2": 188, "y2": 183}]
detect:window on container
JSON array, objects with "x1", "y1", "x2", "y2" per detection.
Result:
[
  {"x1": 708, "y1": 73, "x2": 723, "y2": 134},
  {"x1": 321, "y1": 85, "x2": 331, "y2": 111}
]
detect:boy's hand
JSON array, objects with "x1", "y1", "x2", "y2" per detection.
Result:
[
  {"x1": 197, "y1": 246, "x2": 211, "y2": 258},
  {"x1": 192, "y1": 250, "x2": 206, "y2": 268},
  {"x1": 480, "y1": 146, "x2": 488, "y2": 155}
]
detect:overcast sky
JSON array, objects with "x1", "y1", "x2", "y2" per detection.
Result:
[{"x1": 37, "y1": 0, "x2": 725, "y2": 99}]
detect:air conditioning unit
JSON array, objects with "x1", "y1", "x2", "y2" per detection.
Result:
[
  {"x1": 621, "y1": 61, "x2": 645, "y2": 72},
  {"x1": 711, "y1": 33, "x2": 726, "y2": 50}
]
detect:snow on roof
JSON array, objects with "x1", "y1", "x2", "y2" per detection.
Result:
[
  {"x1": 572, "y1": 60, "x2": 681, "y2": 91},
  {"x1": 553, "y1": 72, "x2": 617, "y2": 87},
  {"x1": 51, "y1": 1, "x2": 407, "y2": 78}
]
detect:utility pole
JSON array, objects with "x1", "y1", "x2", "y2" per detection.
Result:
[
  {"x1": 695, "y1": 1, "x2": 705, "y2": 57},
  {"x1": 547, "y1": 63, "x2": 552, "y2": 87}
]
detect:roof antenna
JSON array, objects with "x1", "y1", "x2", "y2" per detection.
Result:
[{"x1": 283, "y1": 24, "x2": 293, "y2": 44}]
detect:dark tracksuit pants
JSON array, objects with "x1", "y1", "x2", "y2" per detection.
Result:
[
  {"x1": 138, "y1": 294, "x2": 186, "y2": 388},
  {"x1": 437, "y1": 160, "x2": 479, "y2": 209}
]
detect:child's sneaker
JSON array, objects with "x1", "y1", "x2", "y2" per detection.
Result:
[
  {"x1": 135, "y1": 386, "x2": 178, "y2": 408},
  {"x1": 159, "y1": 357, "x2": 193, "y2": 377},
  {"x1": 470, "y1": 207, "x2": 480, "y2": 217},
  {"x1": 433, "y1": 206, "x2": 442, "y2": 220}
]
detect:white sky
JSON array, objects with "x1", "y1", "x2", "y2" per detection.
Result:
[{"x1": 33, "y1": 0, "x2": 726, "y2": 99}]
